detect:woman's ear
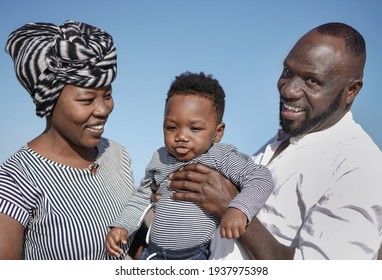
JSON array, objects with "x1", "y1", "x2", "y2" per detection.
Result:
[{"x1": 214, "y1": 122, "x2": 225, "y2": 143}]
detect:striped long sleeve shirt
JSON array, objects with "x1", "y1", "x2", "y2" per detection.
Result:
[{"x1": 113, "y1": 142, "x2": 274, "y2": 250}]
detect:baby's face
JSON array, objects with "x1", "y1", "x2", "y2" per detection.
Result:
[{"x1": 163, "y1": 94, "x2": 224, "y2": 161}]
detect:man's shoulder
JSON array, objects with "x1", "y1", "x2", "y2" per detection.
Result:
[{"x1": 253, "y1": 135, "x2": 278, "y2": 157}]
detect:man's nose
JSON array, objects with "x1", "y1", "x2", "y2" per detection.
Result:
[{"x1": 280, "y1": 77, "x2": 304, "y2": 99}]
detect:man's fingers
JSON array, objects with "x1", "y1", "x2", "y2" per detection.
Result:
[
  {"x1": 182, "y1": 163, "x2": 212, "y2": 174},
  {"x1": 170, "y1": 170, "x2": 201, "y2": 183},
  {"x1": 168, "y1": 178, "x2": 200, "y2": 192},
  {"x1": 170, "y1": 163, "x2": 210, "y2": 182},
  {"x1": 171, "y1": 189, "x2": 201, "y2": 204}
]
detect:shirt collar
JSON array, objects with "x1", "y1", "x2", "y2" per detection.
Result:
[{"x1": 283, "y1": 111, "x2": 354, "y2": 145}]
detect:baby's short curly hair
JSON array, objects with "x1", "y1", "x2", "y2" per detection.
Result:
[{"x1": 165, "y1": 71, "x2": 225, "y2": 123}]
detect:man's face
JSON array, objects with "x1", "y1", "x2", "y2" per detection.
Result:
[{"x1": 277, "y1": 31, "x2": 352, "y2": 137}]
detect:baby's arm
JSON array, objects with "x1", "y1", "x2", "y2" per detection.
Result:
[
  {"x1": 216, "y1": 144, "x2": 274, "y2": 224},
  {"x1": 105, "y1": 227, "x2": 129, "y2": 257},
  {"x1": 220, "y1": 207, "x2": 248, "y2": 239}
]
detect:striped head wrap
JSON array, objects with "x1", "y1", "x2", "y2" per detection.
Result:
[{"x1": 5, "y1": 20, "x2": 117, "y2": 117}]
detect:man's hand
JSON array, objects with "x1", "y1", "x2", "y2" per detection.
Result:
[
  {"x1": 167, "y1": 163, "x2": 294, "y2": 259},
  {"x1": 168, "y1": 163, "x2": 238, "y2": 218}
]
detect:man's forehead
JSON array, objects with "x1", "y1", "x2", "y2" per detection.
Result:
[{"x1": 286, "y1": 33, "x2": 345, "y2": 75}]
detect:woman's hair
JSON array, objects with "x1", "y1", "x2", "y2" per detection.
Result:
[{"x1": 5, "y1": 20, "x2": 117, "y2": 117}]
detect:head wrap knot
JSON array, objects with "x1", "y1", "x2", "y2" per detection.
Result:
[{"x1": 5, "y1": 20, "x2": 117, "y2": 117}]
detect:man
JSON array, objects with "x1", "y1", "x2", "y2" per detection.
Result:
[{"x1": 167, "y1": 22, "x2": 382, "y2": 259}]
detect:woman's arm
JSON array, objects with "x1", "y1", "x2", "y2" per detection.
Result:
[{"x1": 0, "y1": 213, "x2": 24, "y2": 259}]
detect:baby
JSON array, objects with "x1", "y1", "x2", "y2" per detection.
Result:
[{"x1": 106, "y1": 71, "x2": 273, "y2": 259}]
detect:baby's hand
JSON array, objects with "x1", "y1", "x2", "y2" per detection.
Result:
[
  {"x1": 105, "y1": 227, "x2": 128, "y2": 257},
  {"x1": 220, "y1": 208, "x2": 248, "y2": 239}
]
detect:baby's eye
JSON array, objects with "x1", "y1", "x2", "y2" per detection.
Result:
[
  {"x1": 191, "y1": 127, "x2": 202, "y2": 132},
  {"x1": 164, "y1": 126, "x2": 176, "y2": 131}
]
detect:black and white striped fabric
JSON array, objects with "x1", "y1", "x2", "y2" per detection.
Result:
[
  {"x1": 113, "y1": 142, "x2": 274, "y2": 250},
  {"x1": 0, "y1": 138, "x2": 135, "y2": 259},
  {"x1": 5, "y1": 20, "x2": 117, "y2": 117}
]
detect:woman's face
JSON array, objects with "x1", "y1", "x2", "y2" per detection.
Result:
[{"x1": 49, "y1": 84, "x2": 114, "y2": 149}]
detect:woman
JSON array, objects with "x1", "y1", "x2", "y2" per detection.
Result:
[{"x1": 0, "y1": 20, "x2": 139, "y2": 259}]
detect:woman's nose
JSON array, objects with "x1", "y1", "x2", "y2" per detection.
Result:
[{"x1": 94, "y1": 99, "x2": 113, "y2": 117}]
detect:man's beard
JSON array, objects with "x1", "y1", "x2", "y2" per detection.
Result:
[{"x1": 279, "y1": 88, "x2": 344, "y2": 137}]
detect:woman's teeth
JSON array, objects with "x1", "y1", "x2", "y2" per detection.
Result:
[{"x1": 89, "y1": 124, "x2": 104, "y2": 130}]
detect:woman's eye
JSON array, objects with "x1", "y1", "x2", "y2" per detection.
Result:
[{"x1": 80, "y1": 98, "x2": 94, "y2": 104}]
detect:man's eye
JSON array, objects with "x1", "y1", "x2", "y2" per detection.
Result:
[
  {"x1": 282, "y1": 68, "x2": 293, "y2": 78},
  {"x1": 306, "y1": 77, "x2": 319, "y2": 86}
]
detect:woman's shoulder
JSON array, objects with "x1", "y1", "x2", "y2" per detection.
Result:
[
  {"x1": 98, "y1": 137, "x2": 128, "y2": 153},
  {"x1": 97, "y1": 138, "x2": 132, "y2": 165},
  {"x1": 0, "y1": 146, "x2": 34, "y2": 170}
]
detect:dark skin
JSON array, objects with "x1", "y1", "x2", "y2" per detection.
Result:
[
  {"x1": 0, "y1": 84, "x2": 114, "y2": 259},
  {"x1": 0, "y1": 213, "x2": 24, "y2": 259},
  {"x1": 168, "y1": 30, "x2": 363, "y2": 259},
  {"x1": 166, "y1": 163, "x2": 239, "y2": 219},
  {"x1": 169, "y1": 164, "x2": 294, "y2": 260}
]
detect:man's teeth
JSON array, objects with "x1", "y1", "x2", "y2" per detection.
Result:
[
  {"x1": 89, "y1": 124, "x2": 104, "y2": 130},
  {"x1": 284, "y1": 104, "x2": 304, "y2": 112}
]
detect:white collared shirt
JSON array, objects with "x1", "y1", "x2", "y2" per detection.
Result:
[
  {"x1": 210, "y1": 111, "x2": 382, "y2": 259},
  {"x1": 253, "y1": 111, "x2": 382, "y2": 259}
]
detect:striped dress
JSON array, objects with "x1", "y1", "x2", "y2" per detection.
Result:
[
  {"x1": 0, "y1": 138, "x2": 135, "y2": 259},
  {"x1": 113, "y1": 143, "x2": 274, "y2": 250}
]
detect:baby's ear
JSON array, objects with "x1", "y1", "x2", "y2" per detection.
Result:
[{"x1": 214, "y1": 122, "x2": 225, "y2": 143}]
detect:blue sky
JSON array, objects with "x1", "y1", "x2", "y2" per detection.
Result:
[{"x1": 1, "y1": 0, "x2": 381, "y2": 183}]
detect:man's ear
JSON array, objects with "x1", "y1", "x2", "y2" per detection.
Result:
[
  {"x1": 346, "y1": 79, "x2": 363, "y2": 105},
  {"x1": 214, "y1": 122, "x2": 225, "y2": 143}
]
